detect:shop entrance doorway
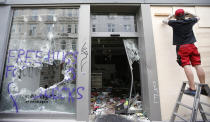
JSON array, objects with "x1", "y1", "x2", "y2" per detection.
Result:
[{"x1": 90, "y1": 37, "x2": 148, "y2": 121}]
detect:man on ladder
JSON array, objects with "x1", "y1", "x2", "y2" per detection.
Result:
[{"x1": 162, "y1": 9, "x2": 208, "y2": 96}]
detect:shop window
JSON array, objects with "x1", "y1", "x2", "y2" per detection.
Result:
[{"x1": 0, "y1": 8, "x2": 79, "y2": 114}]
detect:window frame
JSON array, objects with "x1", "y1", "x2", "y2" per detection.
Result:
[{"x1": 107, "y1": 23, "x2": 115, "y2": 32}]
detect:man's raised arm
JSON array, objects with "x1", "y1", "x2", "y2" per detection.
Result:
[
  {"x1": 185, "y1": 11, "x2": 200, "y2": 21},
  {"x1": 162, "y1": 14, "x2": 174, "y2": 24}
]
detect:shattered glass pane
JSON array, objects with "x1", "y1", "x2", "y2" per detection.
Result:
[
  {"x1": 123, "y1": 39, "x2": 140, "y2": 115},
  {"x1": 123, "y1": 39, "x2": 140, "y2": 66},
  {"x1": 0, "y1": 8, "x2": 79, "y2": 113}
]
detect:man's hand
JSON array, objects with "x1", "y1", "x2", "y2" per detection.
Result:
[
  {"x1": 162, "y1": 14, "x2": 174, "y2": 24},
  {"x1": 184, "y1": 11, "x2": 200, "y2": 21}
]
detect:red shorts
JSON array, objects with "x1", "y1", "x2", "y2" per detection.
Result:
[{"x1": 176, "y1": 44, "x2": 201, "y2": 67}]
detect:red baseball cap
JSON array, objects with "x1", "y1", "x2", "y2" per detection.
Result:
[{"x1": 175, "y1": 9, "x2": 185, "y2": 17}]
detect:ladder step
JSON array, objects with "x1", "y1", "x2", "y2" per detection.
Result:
[
  {"x1": 177, "y1": 102, "x2": 193, "y2": 110},
  {"x1": 200, "y1": 110, "x2": 210, "y2": 116},
  {"x1": 173, "y1": 112, "x2": 188, "y2": 122},
  {"x1": 182, "y1": 91, "x2": 195, "y2": 97},
  {"x1": 200, "y1": 101, "x2": 210, "y2": 108}
]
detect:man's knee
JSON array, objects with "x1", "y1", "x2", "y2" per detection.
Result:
[
  {"x1": 183, "y1": 65, "x2": 191, "y2": 69},
  {"x1": 194, "y1": 64, "x2": 202, "y2": 69}
]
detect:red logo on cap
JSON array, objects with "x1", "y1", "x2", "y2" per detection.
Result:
[{"x1": 175, "y1": 9, "x2": 184, "y2": 17}]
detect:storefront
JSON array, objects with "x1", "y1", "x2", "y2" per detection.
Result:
[{"x1": 0, "y1": 0, "x2": 210, "y2": 122}]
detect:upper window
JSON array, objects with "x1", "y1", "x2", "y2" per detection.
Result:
[
  {"x1": 91, "y1": 13, "x2": 136, "y2": 32},
  {"x1": 124, "y1": 24, "x2": 131, "y2": 32},
  {"x1": 0, "y1": 8, "x2": 79, "y2": 114},
  {"x1": 29, "y1": 24, "x2": 37, "y2": 36},
  {"x1": 108, "y1": 23, "x2": 115, "y2": 32},
  {"x1": 92, "y1": 24, "x2": 96, "y2": 32},
  {"x1": 68, "y1": 24, "x2": 72, "y2": 33}
]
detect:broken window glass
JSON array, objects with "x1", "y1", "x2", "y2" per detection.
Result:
[
  {"x1": 0, "y1": 8, "x2": 79, "y2": 114},
  {"x1": 123, "y1": 39, "x2": 140, "y2": 112}
]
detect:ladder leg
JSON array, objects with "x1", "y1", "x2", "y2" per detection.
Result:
[
  {"x1": 198, "y1": 103, "x2": 208, "y2": 122},
  {"x1": 203, "y1": 85, "x2": 210, "y2": 96},
  {"x1": 170, "y1": 82, "x2": 186, "y2": 122},
  {"x1": 190, "y1": 85, "x2": 201, "y2": 122}
]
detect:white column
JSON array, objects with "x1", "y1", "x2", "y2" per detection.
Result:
[{"x1": 76, "y1": 4, "x2": 91, "y2": 121}]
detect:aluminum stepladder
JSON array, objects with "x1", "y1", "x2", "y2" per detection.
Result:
[{"x1": 170, "y1": 81, "x2": 210, "y2": 122}]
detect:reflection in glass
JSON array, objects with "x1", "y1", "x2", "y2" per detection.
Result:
[
  {"x1": 108, "y1": 23, "x2": 115, "y2": 32},
  {"x1": 124, "y1": 24, "x2": 131, "y2": 32},
  {"x1": 91, "y1": 13, "x2": 136, "y2": 32},
  {"x1": 92, "y1": 24, "x2": 96, "y2": 32}
]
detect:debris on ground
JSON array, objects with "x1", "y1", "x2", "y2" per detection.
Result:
[{"x1": 90, "y1": 88, "x2": 149, "y2": 122}]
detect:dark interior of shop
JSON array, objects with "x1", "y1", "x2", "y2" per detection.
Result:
[{"x1": 91, "y1": 37, "x2": 141, "y2": 115}]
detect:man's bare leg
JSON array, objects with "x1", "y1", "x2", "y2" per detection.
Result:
[
  {"x1": 194, "y1": 65, "x2": 205, "y2": 84},
  {"x1": 183, "y1": 65, "x2": 196, "y2": 90}
]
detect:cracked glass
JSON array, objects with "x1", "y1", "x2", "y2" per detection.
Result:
[{"x1": 0, "y1": 8, "x2": 79, "y2": 113}]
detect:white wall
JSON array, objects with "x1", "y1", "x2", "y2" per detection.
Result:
[{"x1": 151, "y1": 6, "x2": 210, "y2": 121}]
